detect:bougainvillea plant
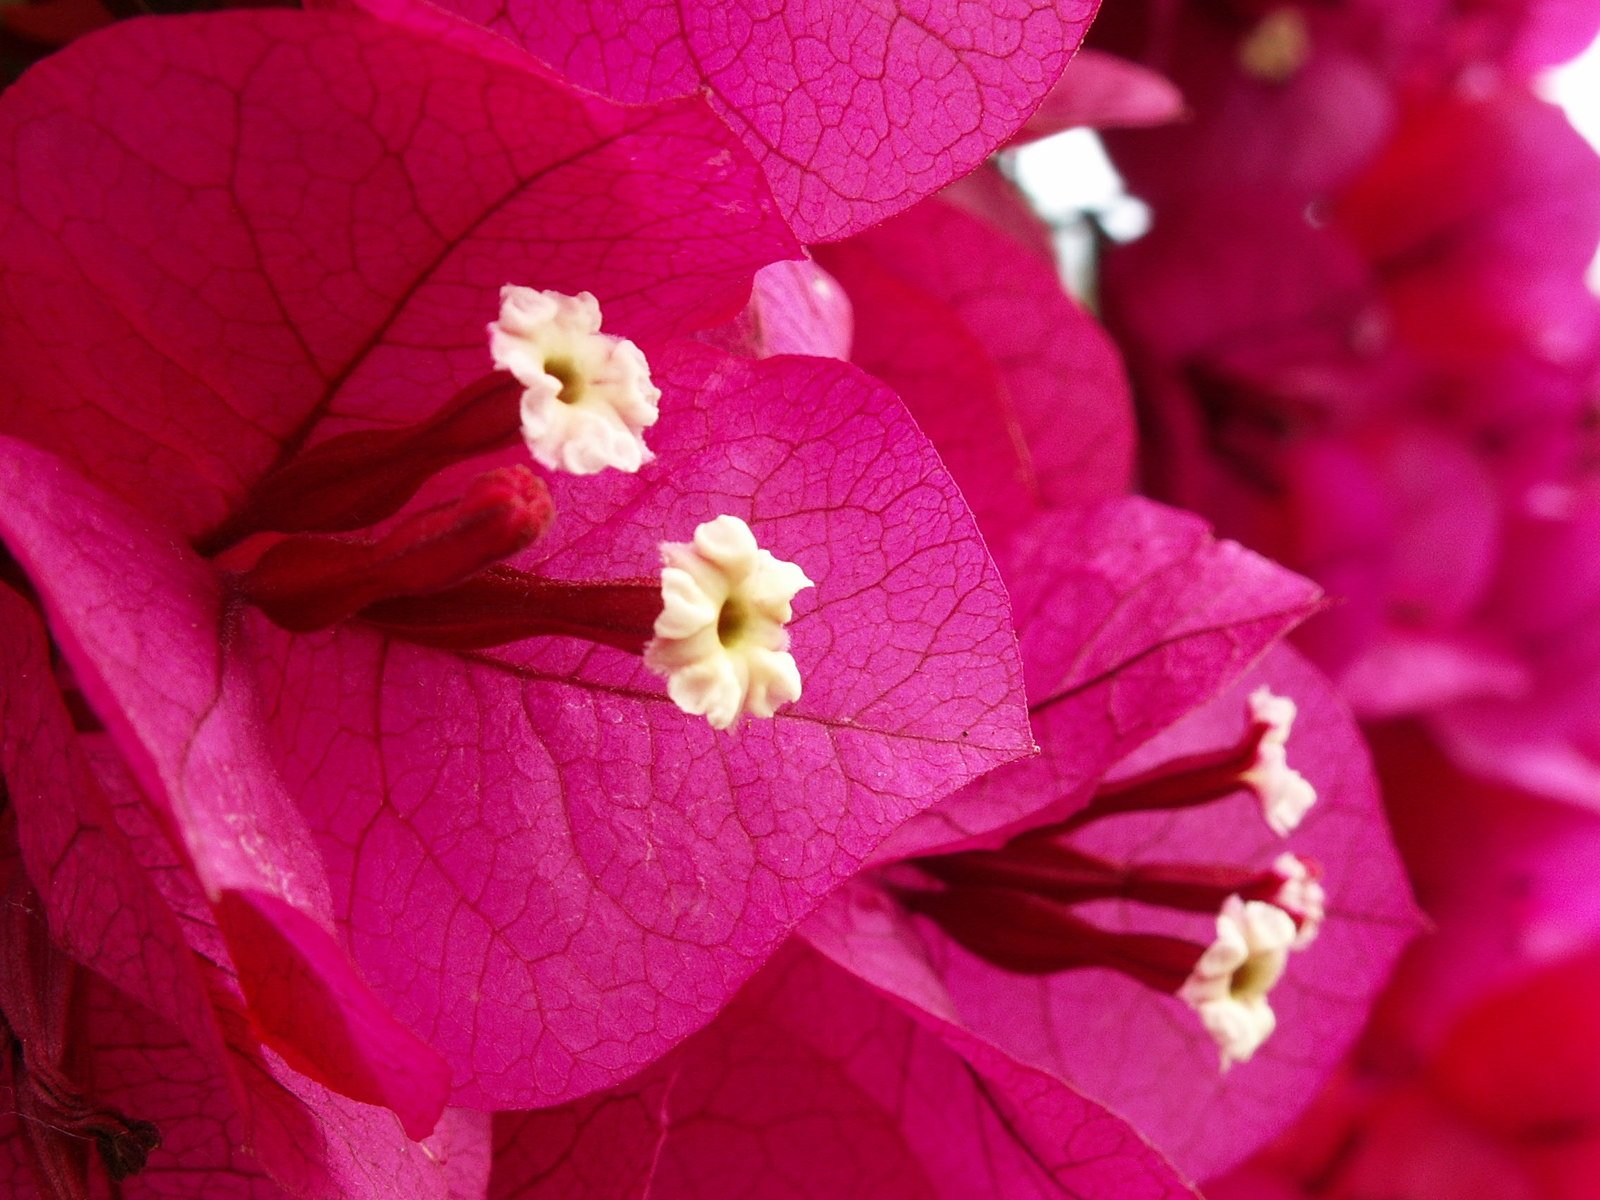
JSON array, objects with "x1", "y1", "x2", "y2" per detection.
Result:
[
  {"x1": 0, "y1": 4, "x2": 1192, "y2": 1192},
  {"x1": 808, "y1": 198, "x2": 1418, "y2": 1180},
  {"x1": 1, "y1": 0, "x2": 1564, "y2": 1191},
  {"x1": 478, "y1": 191, "x2": 1419, "y2": 1193},
  {"x1": 419, "y1": 0, "x2": 1102, "y2": 241},
  {"x1": 1096, "y1": 1, "x2": 1600, "y2": 807}
]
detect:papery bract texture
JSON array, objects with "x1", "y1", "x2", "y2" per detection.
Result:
[
  {"x1": 488, "y1": 941, "x2": 1199, "y2": 1200},
  {"x1": 0, "y1": 584, "x2": 484, "y2": 1197},
  {"x1": 890, "y1": 648, "x2": 1413, "y2": 1178},
  {"x1": 0, "y1": 581, "x2": 217, "y2": 1077},
  {"x1": 883, "y1": 498, "x2": 1324, "y2": 858},
  {"x1": 87, "y1": 730, "x2": 498, "y2": 1200},
  {"x1": 816, "y1": 196, "x2": 1135, "y2": 543},
  {"x1": 429, "y1": 0, "x2": 1099, "y2": 241},
  {"x1": 0, "y1": 3, "x2": 1029, "y2": 1123},
  {"x1": 0, "y1": 8, "x2": 797, "y2": 541},
  {"x1": 247, "y1": 344, "x2": 1030, "y2": 1108},
  {"x1": 0, "y1": 962, "x2": 490, "y2": 1200},
  {"x1": 807, "y1": 646, "x2": 1418, "y2": 1181},
  {"x1": 0, "y1": 906, "x2": 272, "y2": 1200},
  {"x1": 0, "y1": 438, "x2": 453, "y2": 1141}
]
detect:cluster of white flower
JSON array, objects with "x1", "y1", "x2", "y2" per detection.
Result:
[{"x1": 491, "y1": 287, "x2": 810, "y2": 730}]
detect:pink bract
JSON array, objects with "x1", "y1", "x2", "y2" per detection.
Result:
[
  {"x1": 698, "y1": 259, "x2": 855, "y2": 361},
  {"x1": 425, "y1": 0, "x2": 1100, "y2": 241},
  {"x1": 0, "y1": 440, "x2": 454, "y2": 1140},
  {"x1": 1099, "y1": 79, "x2": 1600, "y2": 804},
  {"x1": 248, "y1": 345, "x2": 1032, "y2": 1108},
  {"x1": 814, "y1": 646, "x2": 1419, "y2": 1181},
  {"x1": 1355, "y1": 0, "x2": 1600, "y2": 80},
  {"x1": 0, "y1": 583, "x2": 483, "y2": 1197},
  {"x1": 0, "y1": 3, "x2": 1030, "y2": 1126},
  {"x1": 816, "y1": 196, "x2": 1135, "y2": 542},
  {"x1": 488, "y1": 941, "x2": 1201, "y2": 1200},
  {"x1": 1208, "y1": 723, "x2": 1600, "y2": 1200},
  {"x1": 1016, "y1": 47, "x2": 1187, "y2": 138},
  {"x1": 1209, "y1": 950, "x2": 1600, "y2": 1200},
  {"x1": 1091, "y1": 2, "x2": 1397, "y2": 205},
  {"x1": 1331, "y1": 90, "x2": 1600, "y2": 434},
  {"x1": 745, "y1": 228, "x2": 1400, "y2": 1169},
  {"x1": 0, "y1": 965, "x2": 492, "y2": 1200},
  {"x1": 0, "y1": 7, "x2": 798, "y2": 541},
  {"x1": 816, "y1": 193, "x2": 1324, "y2": 861},
  {"x1": 881, "y1": 498, "x2": 1326, "y2": 859},
  {"x1": 1432, "y1": 494, "x2": 1600, "y2": 807},
  {"x1": 618, "y1": 250, "x2": 1387, "y2": 1173},
  {"x1": 1367, "y1": 725, "x2": 1600, "y2": 1048}
]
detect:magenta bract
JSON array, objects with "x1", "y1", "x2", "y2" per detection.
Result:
[
  {"x1": 817, "y1": 196, "x2": 1135, "y2": 542},
  {"x1": 1016, "y1": 47, "x2": 1187, "y2": 138},
  {"x1": 0, "y1": 582, "x2": 481, "y2": 1197},
  {"x1": 1333, "y1": 91, "x2": 1600, "y2": 430},
  {"x1": 1434, "y1": 537, "x2": 1600, "y2": 807},
  {"x1": 1093, "y1": 3, "x2": 1397, "y2": 205},
  {"x1": 728, "y1": 225, "x2": 1410, "y2": 1168},
  {"x1": 488, "y1": 941, "x2": 1201, "y2": 1200},
  {"x1": 698, "y1": 259, "x2": 855, "y2": 361},
  {"x1": 426, "y1": 0, "x2": 1099, "y2": 241},
  {"x1": 813, "y1": 647, "x2": 1419, "y2": 1180},
  {"x1": 0, "y1": 8, "x2": 798, "y2": 541},
  {"x1": 0, "y1": 439, "x2": 454, "y2": 1140},
  {"x1": 1210, "y1": 901, "x2": 1600, "y2": 1200},
  {"x1": 882, "y1": 498, "x2": 1326, "y2": 859},
  {"x1": 0, "y1": 0, "x2": 1030, "y2": 1138},
  {"x1": 1368, "y1": 725, "x2": 1600, "y2": 1047},
  {"x1": 1356, "y1": 0, "x2": 1600, "y2": 80},
  {"x1": 1099, "y1": 79, "x2": 1600, "y2": 804},
  {"x1": 1209, "y1": 721, "x2": 1600, "y2": 1200},
  {"x1": 247, "y1": 345, "x2": 1031, "y2": 1108}
]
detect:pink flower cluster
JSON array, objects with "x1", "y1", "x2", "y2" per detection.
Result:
[
  {"x1": 0, "y1": 0, "x2": 1585, "y2": 1195},
  {"x1": 1087, "y1": 1, "x2": 1600, "y2": 1196}
]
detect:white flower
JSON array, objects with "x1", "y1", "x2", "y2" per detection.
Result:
[
  {"x1": 1179, "y1": 896, "x2": 1298, "y2": 1069},
  {"x1": 1243, "y1": 687, "x2": 1317, "y2": 836},
  {"x1": 489, "y1": 286, "x2": 660, "y2": 474},
  {"x1": 644, "y1": 516, "x2": 813, "y2": 730},
  {"x1": 1249, "y1": 687, "x2": 1297, "y2": 750},
  {"x1": 1267, "y1": 853, "x2": 1326, "y2": 949}
]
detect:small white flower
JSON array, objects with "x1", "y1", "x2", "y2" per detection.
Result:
[
  {"x1": 489, "y1": 286, "x2": 660, "y2": 475},
  {"x1": 644, "y1": 515, "x2": 813, "y2": 730},
  {"x1": 1243, "y1": 687, "x2": 1317, "y2": 836},
  {"x1": 1249, "y1": 687, "x2": 1297, "y2": 749},
  {"x1": 1179, "y1": 895, "x2": 1298, "y2": 1069},
  {"x1": 1267, "y1": 853, "x2": 1326, "y2": 949}
]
